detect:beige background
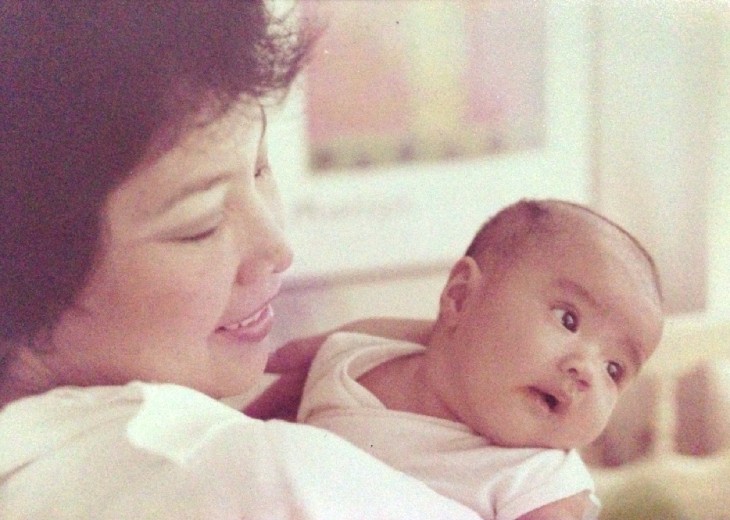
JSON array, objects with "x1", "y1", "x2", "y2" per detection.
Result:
[{"x1": 270, "y1": 2, "x2": 730, "y2": 345}]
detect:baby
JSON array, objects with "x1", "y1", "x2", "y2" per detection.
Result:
[{"x1": 297, "y1": 199, "x2": 664, "y2": 520}]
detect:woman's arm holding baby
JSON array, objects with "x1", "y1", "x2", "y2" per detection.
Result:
[
  {"x1": 517, "y1": 491, "x2": 594, "y2": 520},
  {"x1": 245, "y1": 318, "x2": 433, "y2": 420}
]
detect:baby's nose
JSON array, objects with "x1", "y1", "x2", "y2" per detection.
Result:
[{"x1": 560, "y1": 355, "x2": 595, "y2": 391}]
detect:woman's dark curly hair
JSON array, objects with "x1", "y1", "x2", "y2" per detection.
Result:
[{"x1": 0, "y1": 1, "x2": 317, "y2": 352}]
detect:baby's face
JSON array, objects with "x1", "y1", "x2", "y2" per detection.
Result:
[{"x1": 436, "y1": 220, "x2": 663, "y2": 450}]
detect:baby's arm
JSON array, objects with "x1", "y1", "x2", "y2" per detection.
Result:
[{"x1": 516, "y1": 491, "x2": 594, "y2": 520}]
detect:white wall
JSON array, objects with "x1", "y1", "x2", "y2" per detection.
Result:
[
  {"x1": 708, "y1": 19, "x2": 730, "y2": 318},
  {"x1": 271, "y1": 2, "x2": 730, "y2": 344},
  {"x1": 592, "y1": 1, "x2": 728, "y2": 314}
]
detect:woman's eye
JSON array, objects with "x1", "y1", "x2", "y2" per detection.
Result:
[
  {"x1": 178, "y1": 226, "x2": 219, "y2": 243},
  {"x1": 255, "y1": 163, "x2": 270, "y2": 179},
  {"x1": 554, "y1": 308, "x2": 579, "y2": 333},
  {"x1": 606, "y1": 361, "x2": 624, "y2": 382}
]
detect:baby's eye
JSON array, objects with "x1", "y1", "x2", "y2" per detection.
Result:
[
  {"x1": 554, "y1": 308, "x2": 579, "y2": 333},
  {"x1": 606, "y1": 361, "x2": 624, "y2": 382}
]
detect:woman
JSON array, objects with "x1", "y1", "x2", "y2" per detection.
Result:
[{"x1": 0, "y1": 2, "x2": 480, "y2": 518}]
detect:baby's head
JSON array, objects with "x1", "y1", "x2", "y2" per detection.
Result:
[{"x1": 427, "y1": 199, "x2": 663, "y2": 450}]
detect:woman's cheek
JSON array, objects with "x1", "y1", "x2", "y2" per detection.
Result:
[{"x1": 168, "y1": 260, "x2": 234, "y2": 322}]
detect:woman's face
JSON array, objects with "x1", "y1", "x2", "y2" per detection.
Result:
[{"x1": 46, "y1": 104, "x2": 293, "y2": 398}]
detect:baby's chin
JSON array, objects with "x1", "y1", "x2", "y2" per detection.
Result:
[
  {"x1": 468, "y1": 414, "x2": 600, "y2": 450},
  {"x1": 534, "y1": 433, "x2": 598, "y2": 451},
  {"x1": 485, "y1": 431, "x2": 594, "y2": 451}
]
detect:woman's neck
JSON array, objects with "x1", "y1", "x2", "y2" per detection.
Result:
[{"x1": 0, "y1": 345, "x2": 57, "y2": 408}]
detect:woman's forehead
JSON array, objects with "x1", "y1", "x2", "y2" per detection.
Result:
[
  {"x1": 139, "y1": 101, "x2": 266, "y2": 168},
  {"x1": 105, "y1": 104, "x2": 266, "y2": 228}
]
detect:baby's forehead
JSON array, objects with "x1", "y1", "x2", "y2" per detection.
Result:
[
  {"x1": 475, "y1": 201, "x2": 661, "y2": 302},
  {"x1": 524, "y1": 213, "x2": 660, "y2": 300},
  {"x1": 539, "y1": 207, "x2": 651, "y2": 269}
]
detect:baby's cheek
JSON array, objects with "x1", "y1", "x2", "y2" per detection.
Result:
[
  {"x1": 575, "y1": 391, "x2": 616, "y2": 445},
  {"x1": 595, "y1": 391, "x2": 619, "y2": 432}
]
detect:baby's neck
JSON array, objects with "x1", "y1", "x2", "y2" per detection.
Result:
[{"x1": 357, "y1": 350, "x2": 457, "y2": 422}]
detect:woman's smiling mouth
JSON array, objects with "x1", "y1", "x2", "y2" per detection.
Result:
[{"x1": 216, "y1": 304, "x2": 274, "y2": 344}]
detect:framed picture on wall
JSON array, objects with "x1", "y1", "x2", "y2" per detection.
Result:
[
  {"x1": 268, "y1": 0, "x2": 592, "y2": 286},
  {"x1": 303, "y1": 1, "x2": 546, "y2": 174}
]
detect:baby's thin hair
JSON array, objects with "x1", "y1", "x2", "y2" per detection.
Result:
[{"x1": 464, "y1": 199, "x2": 663, "y2": 302}]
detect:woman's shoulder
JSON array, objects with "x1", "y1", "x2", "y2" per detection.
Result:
[
  {"x1": 0, "y1": 380, "x2": 337, "y2": 468},
  {"x1": 0, "y1": 382, "x2": 249, "y2": 470},
  {"x1": 0, "y1": 382, "x2": 250, "y2": 518},
  {"x1": 0, "y1": 382, "x2": 483, "y2": 519}
]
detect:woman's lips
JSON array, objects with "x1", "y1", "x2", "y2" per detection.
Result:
[{"x1": 216, "y1": 304, "x2": 274, "y2": 344}]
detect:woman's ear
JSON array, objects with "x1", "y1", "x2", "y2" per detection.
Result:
[{"x1": 438, "y1": 256, "x2": 481, "y2": 326}]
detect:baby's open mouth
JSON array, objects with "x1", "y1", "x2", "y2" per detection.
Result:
[
  {"x1": 542, "y1": 392, "x2": 559, "y2": 410},
  {"x1": 530, "y1": 387, "x2": 560, "y2": 412}
]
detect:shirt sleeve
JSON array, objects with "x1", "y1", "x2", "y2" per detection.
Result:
[
  {"x1": 495, "y1": 449, "x2": 600, "y2": 520},
  {"x1": 123, "y1": 384, "x2": 482, "y2": 520},
  {"x1": 188, "y1": 418, "x2": 484, "y2": 520}
]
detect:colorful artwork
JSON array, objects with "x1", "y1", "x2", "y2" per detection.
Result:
[{"x1": 303, "y1": 0, "x2": 546, "y2": 173}]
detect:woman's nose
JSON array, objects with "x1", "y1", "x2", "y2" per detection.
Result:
[
  {"x1": 261, "y1": 220, "x2": 294, "y2": 275},
  {"x1": 234, "y1": 199, "x2": 294, "y2": 284}
]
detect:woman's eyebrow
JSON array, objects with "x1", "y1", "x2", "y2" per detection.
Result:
[
  {"x1": 155, "y1": 108, "x2": 265, "y2": 216},
  {"x1": 157, "y1": 173, "x2": 232, "y2": 215},
  {"x1": 258, "y1": 106, "x2": 267, "y2": 149},
  {"x1": 261, "y1": 106, "x2": 267, "y2": 134}
]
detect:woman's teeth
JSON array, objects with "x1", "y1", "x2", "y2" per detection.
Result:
[{"x1": 220, "y1": 307, "x2": 266, "y2": 331}]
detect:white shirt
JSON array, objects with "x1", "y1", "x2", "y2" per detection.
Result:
[
  {"x1": 298, "y1": 332, "x2": 600, "y2": 520},
  {"x1": 0, "y1": 381, "x2": 482, "y2": 519}
]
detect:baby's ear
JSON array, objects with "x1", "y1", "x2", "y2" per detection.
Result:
[{"x1": 438, "y1": 256, "x2": 481, "y2": 325}]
